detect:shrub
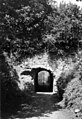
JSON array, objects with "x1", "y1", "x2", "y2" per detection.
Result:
[
  {"x1": 62, "y1": 76, "x2": 82, "y2": 110},
  {"x1": 56, "y1": 51, "x2": 82, "y2": 99},
  {"x1": 56, "y1": 70, "x2": 74, "y2": 99},
  {"x1": 0, "y1": 55, "x2": 20, "y2": 112}
]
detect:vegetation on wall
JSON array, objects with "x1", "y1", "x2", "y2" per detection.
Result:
[
  {"x1": 46, "y1": 3, "x2": 82, "y2": 56},
  {"x1": 0, "y1": 0, "x2": 82, "y2": 61},
  {"x1": 0, "y1": 0, "x2": 52, "y2": 60}
]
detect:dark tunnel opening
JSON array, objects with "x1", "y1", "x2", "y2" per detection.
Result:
[{"x1": 34, "y1": 68, "x2": 53, "y2": 92}]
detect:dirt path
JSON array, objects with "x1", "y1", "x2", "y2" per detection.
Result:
[{"x1": 11, "y1": 93, "x2": 76, "y2": 119}]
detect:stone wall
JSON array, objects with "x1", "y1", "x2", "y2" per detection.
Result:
[{"x1": 13, "y1": 52, "x2": 78, "y2": 93}]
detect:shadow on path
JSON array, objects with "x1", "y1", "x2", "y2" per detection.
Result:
[{"x1": 13, "y1": 93, "x2": 62, "y2": 118}]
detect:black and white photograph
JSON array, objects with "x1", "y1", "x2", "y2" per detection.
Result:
[{"x1": 0, "y1": 0, "x2": 82, "y2": 119}]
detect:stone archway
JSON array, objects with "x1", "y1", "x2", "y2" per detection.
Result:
[{"x1": 34, "y1": 68, "x2": 53, "y2": 92}]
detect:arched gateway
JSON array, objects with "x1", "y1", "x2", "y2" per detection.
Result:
[{"x1": 34, "y1": 68, "x2": 53, "y2": 92}]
